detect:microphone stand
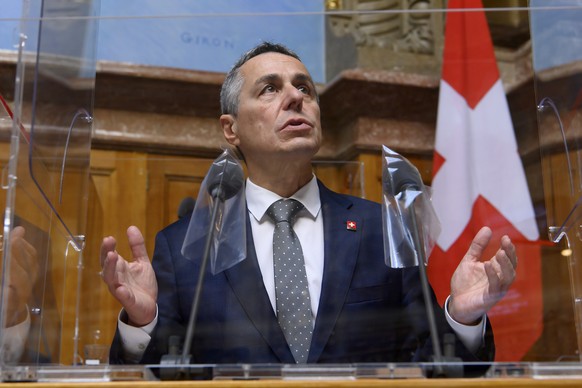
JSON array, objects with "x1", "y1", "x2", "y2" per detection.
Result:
[
  {"x1": 159, "y1": 186, "x2": 224, "y2": 380},
  {"x1": 181, "y1": 186, "x2": 223, "y2": 366},
  {"x1": 173, "y1": 186, "x2": 225, "y2": 379},
  {"x1": 407, "y1": 197, "x2": 462, "y2": 378},
  {"x1": 158, "y1": 151, "x2": 244, "y2": 380}
]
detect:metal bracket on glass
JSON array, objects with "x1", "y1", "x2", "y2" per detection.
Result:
[
  {"x1": 1, "y1": 165, "x2": 10, "y2": 191},
  {"x1": 59, "y1": 109, "x2": 93, "y2": 205},
  {"x1": 66, "y1": 235, "x2": 86, "y2": 366},
  {"x1": 538, "y1": 97, "x2": 575, "y2": 195}
]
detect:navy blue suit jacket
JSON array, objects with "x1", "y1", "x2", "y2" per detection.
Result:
[{"x1": 111, "y1": 180, "x2": 494, "y2": 367}]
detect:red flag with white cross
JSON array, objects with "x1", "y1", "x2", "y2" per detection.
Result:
[{"x1": 427, "y1": 0, "x2": 542, "y2": 361}]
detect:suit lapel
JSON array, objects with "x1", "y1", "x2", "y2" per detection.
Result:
[
  {"x1": 224, "y1": 217, "x2": 295, "y2": 363},
  {"x1": 223, "y1": 183, "x2": 362, "y2": 363},
  {"x1": 308, "y1": 182, "x2": 362, "y2": 362}
]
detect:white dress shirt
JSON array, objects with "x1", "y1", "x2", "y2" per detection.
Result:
[
  {"x1": 1, "y1": 309, "x2": 30, "y2": 363},
  {"x1": 246, "y1": 176, "x2": 324, "y2": 320}
]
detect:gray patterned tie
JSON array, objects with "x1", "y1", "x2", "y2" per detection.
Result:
[{"x1": 267, "y1": 199, "x2": 313, "y2": 363}]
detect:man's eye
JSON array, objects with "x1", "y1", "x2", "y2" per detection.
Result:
[
  {"x1": 297, "y1": 85, "x2": 310, "y2": 94},
  {"x1": 262, "y1": 85, "x2": 276, "y2": 94}
]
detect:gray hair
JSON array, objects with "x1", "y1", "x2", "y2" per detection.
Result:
[{"x1": 220, "y1": 42, "x2": 303, "y2": 116}]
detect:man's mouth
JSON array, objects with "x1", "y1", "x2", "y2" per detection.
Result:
[{"x1": 282, "y1": 118, "x2": 312, "y2": 131}]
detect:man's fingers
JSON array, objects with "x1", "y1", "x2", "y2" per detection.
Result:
[
  {"x1": 464, "y1": 226, "x2": 493, "y2": 262},
  {"x1": 10, "y1": 227, "x2": 35, "y2": 265},
  {"x1": 20, "y1": 238, "x2": 37, "y2": 262},
  {"x1": 126, "y1": 226, "x2": 149, "y2": 263},
  {"x1": 483, "y1": 261, "x2": 502, "y2": 301},
  {"x1": 501, "y1": 235, "x2": 518, "y2": 269},
  {"x1": 101, "y1": 250, "x2": 120, "y2": 288},
  {"x1": 11, "y1": 226, "x2": 25, "y2": 240},
  {"x1": 486, "y1": 261, "x2": 513, "y2": 305},
  {"x1": 12, "y1": 240, "x2": 38, "y2": 280},
  {"x1": 100, "y1": 227, "x2": 148, "y2": 268},
  {"x1": 101, "y1": 253, "x2": 134, "y2": 306},
  {"x1": 100, "y1": 236, "x2": 117, "y2": 267},
  {"x1": 9, "y1": 227, "x2": 39, "y2": 283},
  {"x1": 495, "y1": 248, "x2": 516, "y2": 287}
]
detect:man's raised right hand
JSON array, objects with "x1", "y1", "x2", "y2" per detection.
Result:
[{"x1": 100, "y1": 226, "x2": 158, "y2": 327}]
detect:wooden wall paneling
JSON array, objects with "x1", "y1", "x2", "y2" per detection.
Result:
[
  {"x1": 53, "y1": 165, "x2": 91, "y2": 365},
  {"x1": 312, "y1": 164, "x2": 344, "y2": 194},
  {"x1": 72, "y1": 177, "x2": 107, "y2": 365},
  {"x1": 356, "y1": 151, "x2": 434, "y2": 204},
  {"x1": 313, "y1": 160, "x2": 367, "y2": 199},
  {"x1": 145, "y1": 155, "x2": 213, "y2": 258},
  {"x1": 84, "y1": 150, "x2": 149, "y2": 359},
  {"x1": 356, "y1": 153, "x2": 383, "y2": 203},
  {"x1": 90, "y1": 149, "x2": 148, "y2": 252}
]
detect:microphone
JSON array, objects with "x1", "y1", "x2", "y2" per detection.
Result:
[
  {"x1": 383, "y1": 156, "x2": 423, "y2": 195},
  {"x1": 205, "y1": 158, "x2": 244, "y2": 200},
  {"x1": 177, "y1": 197, "x2": 196, "y2": 219},
  {"x1": 382, "y1": 147, "x2": 461, "y2": 377},
  {"x1": 176, "y1": 152, "x2": 244, "y2": 378}
]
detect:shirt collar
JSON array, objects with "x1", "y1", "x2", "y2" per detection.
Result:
[{"x1": 246, "y1": 175, "x2": 321, "y2": 223}]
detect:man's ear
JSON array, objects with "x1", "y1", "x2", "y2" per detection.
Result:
[{"x1": 220, "y1": 114, "x2": 239, "y2": 146}]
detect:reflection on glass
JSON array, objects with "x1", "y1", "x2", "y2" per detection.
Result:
[
  {"x1": 0, "y1": 0, "x2": 99, "y2": 368},
  {"x1": 0, "y1": 1, "x2": 581, "y2": 380},
  {"x1": 531, "y1": 0, "x2": 582, "y2": 361}
]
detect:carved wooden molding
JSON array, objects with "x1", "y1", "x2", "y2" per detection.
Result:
[{"x1": 327, "y1": 0, "x2": 443, "y2": 56}]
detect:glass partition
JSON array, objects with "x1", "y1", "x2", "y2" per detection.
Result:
[
  {"x1": 531, "y1": 0, "x2": 582, "y2": 363},
  {"x1": 1, "y1": 0, "x2": 582, "y2": 382},
  {"x1": 532, "y1": 0, "x2": 582, "y2": 244},
  {"x1": 0, "y1": 0, "x2": 99, "y2": 372}
]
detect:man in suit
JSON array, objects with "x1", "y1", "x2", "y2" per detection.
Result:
[{"x1": 100, "y1": 42, "x2": 517, "y2": 369}]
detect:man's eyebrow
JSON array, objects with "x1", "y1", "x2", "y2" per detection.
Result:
[
  {"x1": 253, "y1": 72, "x2": 315, "y2": 88},
  {"x1": 254, "y1": 73, "x2": 280, "y2": 87},
  {"x1": 294, "y1": 73, "x2": 315, "y2": 87}
]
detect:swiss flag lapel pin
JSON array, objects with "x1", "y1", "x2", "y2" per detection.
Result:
[{"x1": 346, "y1": 220, "x2": 357, "y2": 231}]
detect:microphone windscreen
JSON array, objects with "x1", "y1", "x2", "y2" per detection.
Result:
[
  {"x1": 206, "y1": 158, "x2": 244, "y2": 200},
  {"x1": 384, "y1": 157, "x2": 423, "y2": 195}
]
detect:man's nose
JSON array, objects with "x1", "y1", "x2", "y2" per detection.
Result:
[{"x1": 282, "y1": 85, "x2": 304, "y2": 111}]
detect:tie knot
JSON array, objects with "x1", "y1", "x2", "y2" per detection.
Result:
[{"x1": 267, "y1": 199, "x2": 304, "y2": 224}]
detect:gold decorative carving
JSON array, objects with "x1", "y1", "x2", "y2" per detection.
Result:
[
  {"x1": 393, "y1": 0, "x2": 434, "y2": 54},
  {"x1": 326, "y1": 0, "x2": 342, "y2": 11},
  {"x1": 328, "y1": 0, "x2": 439, "y2": 55}
]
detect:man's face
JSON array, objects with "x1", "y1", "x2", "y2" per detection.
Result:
[{"x1": 222, "y1": 52, "x2": 322, "y2": 164}]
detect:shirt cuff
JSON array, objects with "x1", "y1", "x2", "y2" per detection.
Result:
[
  {"x1": 1, "y1": 307, "x2": 31, "y2": 363},
  {"x1": 444, "y1": 295, "x2": 486, "y2": 354},
  {"x1": 117, "y1": 306, "x2": 158, "y2": 363}
]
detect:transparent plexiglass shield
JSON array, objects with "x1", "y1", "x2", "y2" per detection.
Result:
[
  {"x1": 532, "y1": 0, "x2": 582, "y2": 244},
  {"x1": 2, "y1": 0, "x2": 582, "y2": 382},
  {"x1": 381, "y1": 145, "x2": 441, "y2": 268},
  {"x1": 0, "y1": 0, "x2": 99, "y2": 367},
  {"x1": 531, "y1": 0, "x2": 582, "y2": 361},
  {"x1": 181, "y1": 149, "x2": 246, "y2": 275}
]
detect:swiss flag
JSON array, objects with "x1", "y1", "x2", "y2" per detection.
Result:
[{"x1": 427, "y1": 0, "x2": 542, "y2": 361}]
